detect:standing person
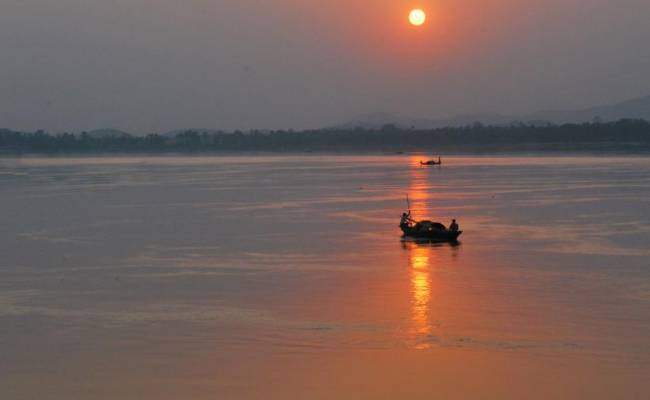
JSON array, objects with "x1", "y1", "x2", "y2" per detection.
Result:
[{"x1": 449, "y1": 219, "x2": 459, "y2": 232}]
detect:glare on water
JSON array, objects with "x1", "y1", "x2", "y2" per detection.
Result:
[{"x1": 0, "y1": 154, "x2": 649, "y2": 399}]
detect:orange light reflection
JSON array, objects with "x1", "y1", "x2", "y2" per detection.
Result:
[
  {"x1": 409, "y1": 244, "x2": 433, "y2": 349},
  {"x1": 406, "y1": 155, "x2": 435, "y2": 349}
]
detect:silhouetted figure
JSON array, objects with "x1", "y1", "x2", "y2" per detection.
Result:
[
  {"x1": 449, "y1": 219, "x2": 459, "y2": 232},
  {"x1": 400, "y1": 212, "x2": 414, "y2": 228}
]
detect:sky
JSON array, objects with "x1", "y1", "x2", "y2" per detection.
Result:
[{"x1": 1, "y1": 0, "x2": 650, "y2": 133}]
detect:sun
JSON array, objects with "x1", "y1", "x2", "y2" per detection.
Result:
[{"x1": 409, "y1": 9, "x2": 426, "y2": 26}]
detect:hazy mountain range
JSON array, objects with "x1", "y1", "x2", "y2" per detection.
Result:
[
  {"x1": 61, "y1": 94, "x2": 650, "y2": 136},
  {"x1": 332, "y1": 94, "x2": 650, "y2": 130}
]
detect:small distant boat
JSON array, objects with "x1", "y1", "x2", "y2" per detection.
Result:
[{"x1": 420, "y1": 157, "x2": 442, "y2": 166}]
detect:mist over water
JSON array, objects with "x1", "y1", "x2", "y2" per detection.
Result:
[{"x1": 1, "y1": 155, "x2": 649, "y2": 399}]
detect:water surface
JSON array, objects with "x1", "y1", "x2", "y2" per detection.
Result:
[{"x1": 1, "y1": 155, "x2": 649, "y2": 399}]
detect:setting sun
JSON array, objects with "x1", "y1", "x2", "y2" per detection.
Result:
[{"x1": 409, "y1": 9, "x2": 426, "y2": 26}]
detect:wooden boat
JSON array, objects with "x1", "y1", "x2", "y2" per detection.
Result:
[
  {"x1": 420, "y1": 157, "x2": 442, "y2": 166},
  {"x1": 399, "y1": 219, "x2": 462, "y2": 242}
]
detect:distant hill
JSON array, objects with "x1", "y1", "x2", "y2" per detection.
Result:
[
  {"x1": 328, "y1": 112, "x2": 513, "y2": 130},
  {"x1": 161, "y1": 128, "x2": 228, "y2": 138},
  {"x1": 526, "y1": 94, "x2": 650, "y2": 124},
  {"x1": 85, "y1": 128, "x2": 132, "y2": 138},
  {"x1": 10, "y1": 94, "x2": 648, "y2": 137},
  {"x1": 331, "y1": 94, "x2": 650, "y2": 130}
]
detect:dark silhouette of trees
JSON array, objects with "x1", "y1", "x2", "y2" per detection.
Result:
[{"x1": 1, "y1": 119, "x2": 650, "y2": 154}]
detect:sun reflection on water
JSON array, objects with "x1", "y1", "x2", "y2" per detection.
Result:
[
  {"x1": 409, "y1": 243, "x2": 433, "y2": 348},
  {"x1": 405, "y1": 156, "x2": 437, "y2": 348},
  {"x1": 404, "y1": 240, "x2": 459, "y2": 349}
]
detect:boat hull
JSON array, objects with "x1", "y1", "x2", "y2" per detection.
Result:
[{"x1": 400, "y1": 226, "x2": 462, "y2": 242}]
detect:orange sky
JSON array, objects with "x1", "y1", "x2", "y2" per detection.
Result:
[{"x1": 1, "y1": 0, "x2": 649, "y2": 132}]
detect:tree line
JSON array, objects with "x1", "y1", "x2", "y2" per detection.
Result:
[{"x1": 2, "y1": 119, "x2": 650, "y2": 154}]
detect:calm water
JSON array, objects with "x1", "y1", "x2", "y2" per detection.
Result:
[{"x1": 1, "y1": 155, "x2": 649, "y2": 399}]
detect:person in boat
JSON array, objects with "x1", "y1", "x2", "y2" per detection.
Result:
[
  {"x1": 449, "y1": 219, "x2": 459, "y2": 232},
  {"x1": 400, "y1": 212, "x2": 415, "y2": 228}
]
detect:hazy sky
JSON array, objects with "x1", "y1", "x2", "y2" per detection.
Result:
[{"x1": 2, "y1": 0, "x2": 650, "y2": 133}]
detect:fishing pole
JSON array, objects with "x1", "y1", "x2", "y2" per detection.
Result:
[{"x1": 406, "y1": 194, "x2": 411, "y2": 216}]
